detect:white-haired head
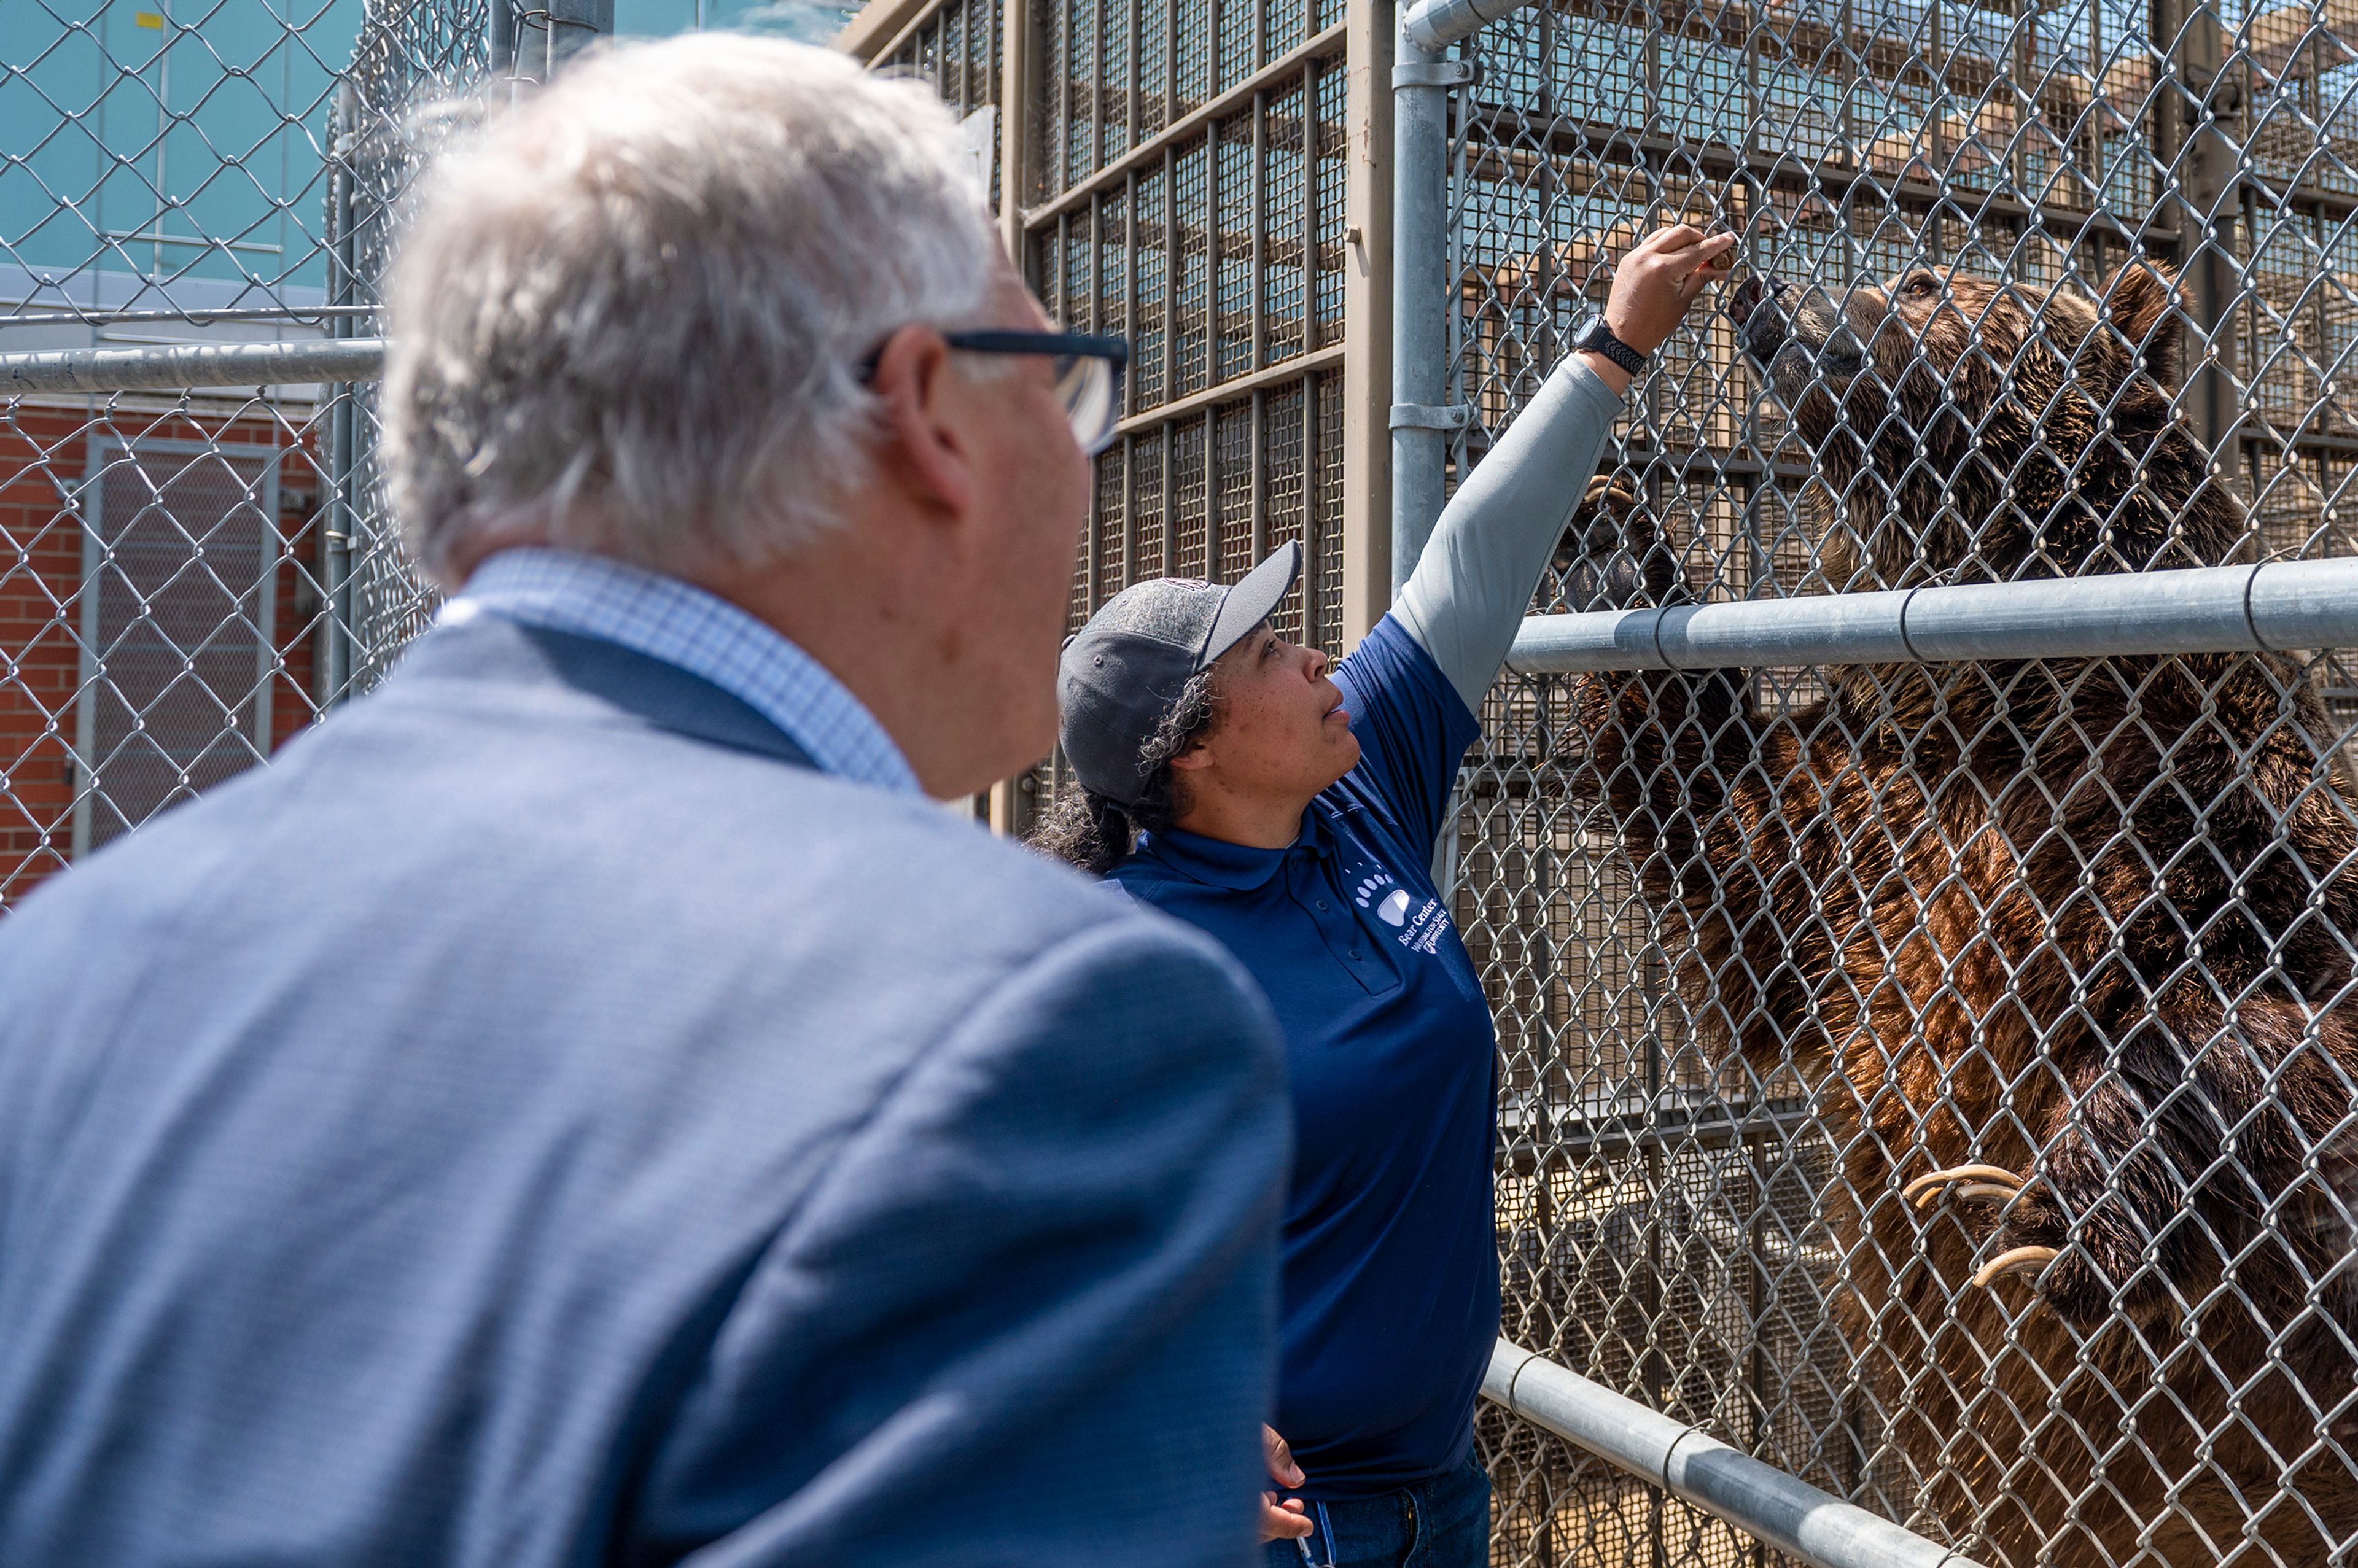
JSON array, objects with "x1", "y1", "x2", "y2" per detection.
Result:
[{"x1": 382, "y1": 34, "x2": 1000, "y2": 586}]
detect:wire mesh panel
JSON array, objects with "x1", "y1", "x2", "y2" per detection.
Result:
[
  {"x1": 878, "y1": 0, "x2": 1001, "y2": 107},
  {"x1": 4, "y1": 0, "x2": 356, "y2": 322},
  {"x1": 333, "y1": 0, "x2": 524, "y2": 686},
  {"x1": 1031, "y1": 24, "x2": 1350, "y2": 649},
  {"x1": 1447, "y1": 0, "x2": 2358, "y2": 1563},
  {"x1": 875, "y1": 0, "x2": 1003, "y2": 200}
]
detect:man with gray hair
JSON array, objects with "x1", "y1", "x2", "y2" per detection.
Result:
[{"x1": 0, "y1": 34, "x2": 1290, "y2": 1568}]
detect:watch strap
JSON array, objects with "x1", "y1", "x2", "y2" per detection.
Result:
[{"x1": 1576, "y1": 318, "x2": 1649, "y2": 376}]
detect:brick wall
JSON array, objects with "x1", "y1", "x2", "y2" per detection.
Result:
[{"x1": 0, "y1": 402, "x2": 326, "y2": 907}]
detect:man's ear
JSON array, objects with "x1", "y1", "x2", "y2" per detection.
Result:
[
  {"x1": 865, "y1": 322, "x2": 973, "y2": 517},
  {"x1": 2104, "y1": 260, "x2": 2184, "y2": 388}
]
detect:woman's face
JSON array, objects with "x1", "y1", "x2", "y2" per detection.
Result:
[{"x1": 1185, "y1": 621, "x2": 1361, "y2": 805}]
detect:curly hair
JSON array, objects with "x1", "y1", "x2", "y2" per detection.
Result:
[{"x1": 1030, "y1": 669, "x2": 1221, "y2": 876}]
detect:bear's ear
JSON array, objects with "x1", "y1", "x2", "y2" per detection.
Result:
[{"x1": 2103, "y1": 260, "x2": 2184, "y2": 387}]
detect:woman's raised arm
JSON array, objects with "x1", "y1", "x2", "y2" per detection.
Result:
[{"x1": 1393, "y1": 225, "x2": 1735, "y2": 712}]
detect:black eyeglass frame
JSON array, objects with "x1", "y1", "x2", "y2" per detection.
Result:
[
  {"x1": 859, "y1": 329, "x2": 1131, "y2": 378},
  {"x1": 946, "y1": 329, "x2": 1130, "y2": 368}
]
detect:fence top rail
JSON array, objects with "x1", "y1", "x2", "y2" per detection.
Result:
[
  {"x1": 1484, "y1": 1340, "x2": 1989, "y2": 1568},
  {"x1": 1401, "y1": 0, "x2": 1528, "y2": 49},
  {"x1": 1504, "y1": 557, "x2": 2358, "y2": 673},
  {"x1": 1, "y1": 339, "x2": 389, "y2": 397}
]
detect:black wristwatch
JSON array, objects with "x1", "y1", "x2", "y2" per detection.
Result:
[{"x1": 1575, "y1": 317, "x2": 1649, "y2": 376}]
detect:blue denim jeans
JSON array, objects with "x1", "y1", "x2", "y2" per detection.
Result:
[{"x1": 1264, "y1": 1451, "x2": 1490, "y2": 1568}]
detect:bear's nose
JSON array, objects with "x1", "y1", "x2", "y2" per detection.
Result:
[{"x1": 1729, "y1": 274, "x2": 1792, "y2": 365}]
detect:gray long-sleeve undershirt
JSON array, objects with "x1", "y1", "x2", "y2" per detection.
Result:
[{"x1": 1393, "y1": 354, "x2": 1627, "y2": 713}]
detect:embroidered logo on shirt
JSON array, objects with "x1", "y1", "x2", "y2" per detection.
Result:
[
  {"x1": 1350, "y1": 864, "x2": 1447, "y2": 952},
  {"x1": 1396, "y1": 898, "x2": 1450, "y2": 955}
]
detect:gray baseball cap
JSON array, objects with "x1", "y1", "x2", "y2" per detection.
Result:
[{"x1": 1057, "y1": 540, "x2": 1302, "y2": 807}]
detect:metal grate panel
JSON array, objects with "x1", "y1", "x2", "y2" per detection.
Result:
[
  {"x1": 1029, "y1": 16, "x2": 1351, "y2": 668},
  {"x1": 75, "y1": 437, "x2": 279, "y2": 854}
]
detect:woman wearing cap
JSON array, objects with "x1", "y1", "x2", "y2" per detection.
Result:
[{"x1": 1038, "y1": 223, "x2": 1732, "y2": 1568}]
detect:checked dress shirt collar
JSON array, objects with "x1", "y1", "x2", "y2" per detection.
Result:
[{"x1": 442, "y1": 547, "x2": 922, "y2": 796}]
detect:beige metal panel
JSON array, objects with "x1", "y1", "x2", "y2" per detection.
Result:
[
  {"x1": 997, "y1": 0, "x2": 1033, "y2": 260},
  {"x1": 1337, "y1": 0, "x2": 1391, "y2": 648},
  {"x1": 836, "y1": 0, "x2": 943, "y2": 61},
  {"x1": 985, "y1": 0, "x2": 1038, "y2": 836}
]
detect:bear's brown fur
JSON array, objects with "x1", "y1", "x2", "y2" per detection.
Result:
[{"x1": 1563, "y1": 262, "x2": 2358, "y2": 1567}]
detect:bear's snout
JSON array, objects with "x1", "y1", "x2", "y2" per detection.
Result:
[
  {"x1": 1731, "y1": 274, "x2": 1868, "y2": 396},
  {"x1": 1729, "y1": 275, "x2": 1789, "y2": 365}
]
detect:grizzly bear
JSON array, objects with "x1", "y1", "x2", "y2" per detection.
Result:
[{"x1": 1558, "y1": 262, "x2": 2358, "y2": 1567}]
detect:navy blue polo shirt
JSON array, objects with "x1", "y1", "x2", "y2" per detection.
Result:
[{"x1": 1110, "y1": 613, "x2": 1494, "y2": 1500}]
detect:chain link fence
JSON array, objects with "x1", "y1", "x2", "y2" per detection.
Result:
[
  {"x1": 0, "y1": 0, "x2": 612, "y2": 904},
  {"x1": 18, "y1": 0, "x2": 2358, "y2": 1562},
  {"x1": 1441, "y1": 0, "x2": 2358, "y2": 1562}
]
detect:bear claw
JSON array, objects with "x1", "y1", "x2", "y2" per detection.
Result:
[
  {"x1": 1904, "y1": 1166, "x2": 2062, "y2": 1293},
  {"x1": 1901, "y1": 1163, "x2": 2026, "y2": 1211},
  {"x1": 1970, "y1": 1244, "x2": 2061, "y2": 1289}
]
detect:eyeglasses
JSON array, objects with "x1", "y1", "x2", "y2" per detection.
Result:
[{"x1": 862, "y1": 329, "x2": 1132, "y2": 457}]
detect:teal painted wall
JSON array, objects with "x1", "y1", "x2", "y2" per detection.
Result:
[
  {"x1": 2, "y1": 0, "x2": 857, "y2": 301},
  {"x1": 614, "y1": 0, "x2": 858, "y2": 38},
  {"x1": 2, "y1": 0, "x2": 364, "y2": 295}
]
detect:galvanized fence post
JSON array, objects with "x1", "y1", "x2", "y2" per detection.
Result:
[
  {"x1": 325, "y1": 81, "x2": 361, "y2": 710},
  {"x1": 1388, "y1": 19, "x2": 1459, "y2": 597},
  {"x1": 1389, "y1": 0, "x2": 1526, "y2": 594}
]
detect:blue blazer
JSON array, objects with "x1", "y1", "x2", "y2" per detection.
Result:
[{"x1": 0, "y1": 615, "x2": 1291, "y2": 1568}]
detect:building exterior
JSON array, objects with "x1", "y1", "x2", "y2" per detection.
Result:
[
  {"x1": 0, "y1": 0, "x2": 850, "y2": 900},
  {"x1": 2, "y1": 0, "x2": 362, "y2": 898}
]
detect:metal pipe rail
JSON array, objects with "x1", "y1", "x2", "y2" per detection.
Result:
[
  {"x1": 1390, "y1": 34, "x2": 1459, "y2": 596},
  {"x1": 1505, "y1": 557, "x2": 2358, "y2": 673},
  {"x1": 1403, "y1": 0, "x2": 1528, "y2": 50},
  {"x1": 1, "y1": 338, "x2": 387, "y2": 395},
  {"x1": 1483, "y1": 1340, "x2": 1986, "y2": 1568}
]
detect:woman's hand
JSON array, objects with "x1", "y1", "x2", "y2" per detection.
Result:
[
  {"x1": 1259, "y1": 1424, "x2": 1313, "y2": 1543},
  {"x1": 1585, "y1": 224, "x2": 1739, "y2": 387}
]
